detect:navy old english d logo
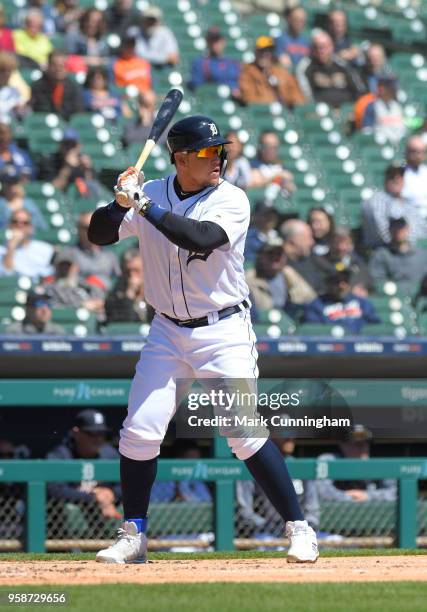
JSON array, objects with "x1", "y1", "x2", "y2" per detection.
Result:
[{"x1": 187, "y1": 251, "x2": 213, "y2": 265}]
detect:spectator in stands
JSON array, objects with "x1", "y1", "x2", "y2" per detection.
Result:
[
  {"x1": 70, "y1": 211, "x2": 120, "y2": 289},
  {"x1": 317, "y1": 226, "x2": 372, "y2": 296},
  {"x1": 362, "y1": 164, "x2": 423, "y2": 249},
  {"x1": 83, "y1": 67, "x2": 122, "y2": 121},
  {"x1": 122, "y1": 90, "x2": 167, "y2": 147},
  {"x1": 66, "y1": 8, "x2": 109, "y2": 67},
  {"x1": 244, "y1": 202, "x2": 280, "y2": 264},
  {"x1": 280, "y1": 219, "x2": 324, "y2": 294},
  {"x1": 402, "y1": 136, "x2": 427, "y2": 223},
  {"x1": 12, "y1": 8, "x2": 53, "y2": 68},
  {"x1": 105, "y1": 248, "x2": 153, "y2": 323},
  {"x1": 105, "y1": 0, "x2": 140, "y2": 39},
  {"x1": 223, "y1": 130, "x2": 253, "y2": 190},
  {"x1": 0, "y1": 122, "x2": 35, "y2": 181},
  {"x1": 0, "y1": 52, "x2": 27, "y2": 123},
  {"x1": 189, "y1": 27, "x2": 241, "y2": 96},
  {"x1": 38, "y1": 128, "x2": 105, "y2": 196},
  {"x1": 54, "y1": 0, "x2": 84, "y2": 34},
  {"x1": 246, "y1": 236, "x2": 316, "y2": 314},
  {"x1": 128, "y1": 5, "x2": 179, "y2": 68},
  {"x1": 113, "y1": 36, "x2": 152, "y2": 96},
  {"x1": 43, "y1": 248, "x2": 106, "y2": 313},
  {"x1": 296, "y1": 30, "x2": 365, "y2": 107},
  {"x1": 250, "y1": 131, "x2": 296, "y2": 195},
  {"x1": 245, "y1": 236, "x2": 288, "y2": 312},
  {"x1": 355, "y1": 74, "x2": 406, "y2": 146},
  {"x1": 303, "y1": 269, "x2": 380, "y2": 333},
  {"x1": 30, "y1": 50, "x2": 84, "y2": 120},
  {"x1": 0, "y1": 210, "x2": 53, "y2": 279},
  {"x1": 5, "y1": 288, "x2": 65, "y2": 335},
  {"x1": 360, "y1": 43, "x2": 390, "y2": 93},
  {"x1": 0, "y1": 175, "x2": 47, "y2": 231},
  {"x1": 0, "y1": 4, "x2": 15, "y2": 53},
  {"x1": 317, "y1": 424, "x2": 396, "y2": 503},
  {"x1": 275, "y1": 6, "x2": 310, "y2": 69},
  {"x1": 47, "y1": 409, "x2": 122, "y2": 521},
  {"x1": 239, "y1": 36, "x2": 305, "y2": 107},
  {"x1": 369, "y1": 217, "x2": 427, "y2": 293},
  {"x1": 327, "y1": 9, "x2": 359, "y2": 64},
  {"x1": 307, "y1": 207, "x2": 334, "y2": 256},
  {"x1": 14, "y1": 0, "x2": 57, "y2": 36}
]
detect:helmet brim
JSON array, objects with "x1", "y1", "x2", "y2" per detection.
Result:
[{"x1": 170, "y1": 136, "x2": 232, "y2": 153}]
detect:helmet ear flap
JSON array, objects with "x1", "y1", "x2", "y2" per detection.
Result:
[{"x1": 220, "y1": 148, "x2": 228, "y2": 177}]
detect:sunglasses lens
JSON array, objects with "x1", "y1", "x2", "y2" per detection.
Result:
[{"x1": 197, "y1": 145, "x2": 223, "y2": 158}]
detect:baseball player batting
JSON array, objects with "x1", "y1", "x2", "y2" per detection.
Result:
[{"x1": 88, "y1": 115, "x2": 319, "y2": 564}]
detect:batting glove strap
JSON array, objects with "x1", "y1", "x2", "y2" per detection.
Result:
[{"x1": 133, "y1": 190, "x2": 153, "y2": 217}]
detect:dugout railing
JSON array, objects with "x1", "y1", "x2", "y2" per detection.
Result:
[{"x1": 0, "y1": 458, "x2": 426, "y2": 552}]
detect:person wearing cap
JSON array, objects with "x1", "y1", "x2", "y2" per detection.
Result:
[
  {"x1": 46, "y1": 410, "x2": 122, "y2": 535},
  {"x1": 275, "y1": 6, "x2": 311, "y2": 69},
  {"x1": 239, "y1": 35, "x2": 305, "y2": 107},
  {"x1": 5, "y1": 288, "x2": 65, "y2": 335},
  {"x1": 30, "y1": 49, "x2": 84, "y2": 120},
  {"x1": 362, "y1": 163, "x2": 424, "y2": 250},
  {"x1": 127, "y1": 5, "x2": 179, "y2": 68},
  {"x1": 113, "y1": 36, "x2": 152, "y2": 96},
  {"x1": 189, "y1": 27, "x2": 241, "y2": 95},
  {"x1": 303, "y1": 269, "x2": 380, "y2": 333},
  {"x1": 316, "y1": 424, "x2": 396, "y2": 504},
  {"x1": 244, "y1": 201, "x2": 280, "y2": 264},
  {"x1": 355, "y1": 73, "x2": 406, "y2": 146},
  {"x1": 42, "y1": 248, "x2": 106, "y2": 312},
  {"x1": 369, "y1": 217, "x2": 427, "y2": 293},
  {"x1": 296, "y1": 30, "x2": 365, "y2": 108},
  {"x1": 0, "y1": 174, "x2": 46, "y2": 231},
  {"x1": 0, "y1": 209, "x2": 54, "y2": 280}
]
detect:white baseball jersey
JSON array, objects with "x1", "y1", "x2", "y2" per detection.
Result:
[{"x1": 118, "y1": 174, "x2": 251, "y2": 319}]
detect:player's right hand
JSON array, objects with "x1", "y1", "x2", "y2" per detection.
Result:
[{"x1": 115, "y1": 167, "x2": 145, "y2": 208}]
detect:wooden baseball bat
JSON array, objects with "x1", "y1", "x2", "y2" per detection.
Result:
[{"x1": 115, "y1": 88, "x2": 183, "y2": 205}]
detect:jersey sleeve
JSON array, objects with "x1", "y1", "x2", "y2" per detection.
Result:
[
  {"x1": 199, "y1": 185, "x2": 250, "y2": 251},
  {"x1": 117, "y1": 206, "x2": 138, "y2": 241}
]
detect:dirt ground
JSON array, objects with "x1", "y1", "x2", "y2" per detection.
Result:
[{"x1": 1, "y1": 556, "x2": 427, "y2": 585}]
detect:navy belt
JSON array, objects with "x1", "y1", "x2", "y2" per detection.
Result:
[{"x1": 162, "y1": 300, "x2": 250, "y2": 328}]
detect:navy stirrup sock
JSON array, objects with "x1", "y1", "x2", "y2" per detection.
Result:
[
  {"x1": 120, "y1": 454, "x2": 157, "y2": 532},
  {"x1": 244, "y1": 439, "x2": 304, "y2": 523}
]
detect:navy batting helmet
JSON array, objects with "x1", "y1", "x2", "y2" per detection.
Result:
[{"x1": 167, "y1": 115, "x2": 231, "y2": 154}]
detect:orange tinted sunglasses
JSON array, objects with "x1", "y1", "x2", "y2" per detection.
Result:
[{"x1": 195, "y1": 145, "x2": 223, "y2": 158}]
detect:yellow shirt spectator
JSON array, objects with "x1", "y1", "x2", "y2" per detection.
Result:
[
  {"x1": 13, "y1": 29, "x2": 53, "y2": 68},
  {"x1": 12, "y1": 8, "x2": 53, "y2": 69}
]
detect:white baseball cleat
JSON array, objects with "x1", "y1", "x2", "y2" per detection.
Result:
[
  {"x1": 286, "y1": 520, "x2": 319, "y2": 563},
  {"x1": 96, "y1": 521, "x2": 148, "y2": 564}
]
